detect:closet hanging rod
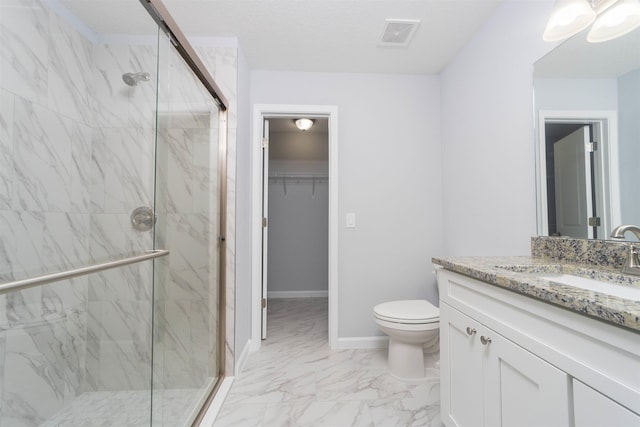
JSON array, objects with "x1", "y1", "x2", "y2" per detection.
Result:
[{"x1": 268, "y1": 174, "x2": 328, "y2": 180}]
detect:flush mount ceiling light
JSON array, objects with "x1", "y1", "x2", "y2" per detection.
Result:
[
  {"x1": 543, "y1": 0, "x2": 640, "y2": 42},
  {"x1": 295, "y1": 118, "x2": 314, "y2": 131}
]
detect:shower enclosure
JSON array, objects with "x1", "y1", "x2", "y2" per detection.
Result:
[{"x1": 0, "y1": 0, "x2": 227, "y2": 425}]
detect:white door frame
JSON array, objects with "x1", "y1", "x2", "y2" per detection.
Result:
[
  {"x1": 536, "y1": 110, "x2": 621, "y2": 239},
  {"x1": 251, "y1": 104, "x2": 339, "y2": 350},
  {"x1": 260, "y1": 119, "x2": 270, "y2": 340}
]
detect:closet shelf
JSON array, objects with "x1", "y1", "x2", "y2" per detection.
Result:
[{"x1": 268, "y1": 173, "x2": 328, "y2": 196}]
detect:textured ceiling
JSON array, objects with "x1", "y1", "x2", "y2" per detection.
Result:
[
  {"x1": 165, "y1": 0, "x2": 503, "y2": 74},
  {"x1": 59, "y1": 0, "x2": 503, "y2": 74}
]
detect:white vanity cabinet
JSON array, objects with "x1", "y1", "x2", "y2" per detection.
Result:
[
  {"x1": 573, "y1": 380, "x2": 640, "y2": 427},
  {"x1": 437, "y1": 268, "x2": 640, "y2": 427},
  {"x1": 441, "y1": 302, "x2": 570, "y2": 427}
]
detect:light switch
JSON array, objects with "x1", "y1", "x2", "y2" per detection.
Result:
[{"x1": 346, "y1": 213, "x2": 356, "y2": 228}]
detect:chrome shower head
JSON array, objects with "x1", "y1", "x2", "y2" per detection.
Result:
[{"x1": 122, "y1": 72, "x2": 151, "y2": 86}]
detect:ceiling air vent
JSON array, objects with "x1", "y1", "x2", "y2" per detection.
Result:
[{"x1": 379, "y1": 19, "x2": 420, "y2": 47}]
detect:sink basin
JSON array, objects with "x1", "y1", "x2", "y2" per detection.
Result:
[{"x1": 539, "y1": 273, "x2": 640, "y2": 301}]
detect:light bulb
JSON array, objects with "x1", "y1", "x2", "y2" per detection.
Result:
[
  {"x1": 295, "y1": 118, "x2": 314, "y2": 131},
  {"x1": 588, "y1": 0, "x2": 640, "y2": 42},
  {"x1": 543, "y1": 0, "x2": 597, "y2": 41}
]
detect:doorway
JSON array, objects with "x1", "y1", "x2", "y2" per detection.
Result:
[
  {"x1": 251, "y1": 105, "x2": 339, "y2": 352},
  {"x1": 264, "y1": 117, "x2": 329, "y2": 336},
  {"x1": 267, "y1": 117, "x2": 329, "y2": 296},
  {"x1": 546, "y1": 123, "x2": 595, "y2": 238},
  {"x1": 536, "y1": 110, "x2": 621, "y2": 239}
]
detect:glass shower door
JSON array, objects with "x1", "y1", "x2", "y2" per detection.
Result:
[
  {"x1": 0, "y1": 0, "x2": 227, "y2": 425},
  {"x1": 151, "y1": 21, "x2": 224, "y2": 427},
  {"x1": 0, "y1": 1, "x2": 162, "y2": 425}
]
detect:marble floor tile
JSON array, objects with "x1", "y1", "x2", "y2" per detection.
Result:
[
  {"x1": 367, "y1": 398, "x2": 443, "y2": 427},
  {"x1": 217, "y1": 298, "x2": 444, "y2": 427},
  {"x1": 262, "y1": 400, "x2": 374, "y2": 427}
]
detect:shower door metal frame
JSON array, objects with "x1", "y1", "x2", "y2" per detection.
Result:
[
  {"x1": 139, "y1": 0, "x2": 229, "y2": 111},
  {"x1": 138, "y1": 1, "x2": 230, "y2": 425}
]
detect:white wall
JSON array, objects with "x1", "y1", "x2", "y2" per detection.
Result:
[
  {"x1": 251, "y1": 72, "x2": 443, "y2": 338},
  {"x1": 267, "y1": 170, "x2": 329, "y2": 295},
  {"x1": 234, "y1": 45, "x2": 252, "y2": 359},
  {"x1": 440, "y1": 0, "x2": 556, "y2": 256},
  {"x1": 534, "y1": 78, "x2": 618, "y2": 111},
  {"x1": 269, "y1": 131, "x2": 328, "y2": 161},
  {"x1": 617, "y1": 68, "x2": 640, "y2": 225},
  {"x1": 268, "y1": 157, "x2": 329, "y2": 295},
  {"x1": 268, "y1": 132, "x2": 329, "y2": 295}
]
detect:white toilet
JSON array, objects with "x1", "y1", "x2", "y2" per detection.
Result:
[{"x1": 373, "y1": 300, "x2": 440, "y2": 381}]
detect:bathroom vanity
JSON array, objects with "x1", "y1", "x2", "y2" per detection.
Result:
[{"x1": 433, "y1": 248, "x2": 640, "y2": 427}]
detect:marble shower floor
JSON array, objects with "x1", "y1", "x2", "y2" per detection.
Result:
[
  {"x1": 215, "y1": 298, "x2": 443, "y2": 427},
  {"x1": 41, "y1": 388, "x2": 201, "y2": 426}
]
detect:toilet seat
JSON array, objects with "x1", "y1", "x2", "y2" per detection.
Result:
[{"x1": 373, "y1": 300, "x2": 439, "y2": 324}]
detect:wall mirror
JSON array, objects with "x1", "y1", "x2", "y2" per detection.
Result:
[{"x1": 533, "y1": 26, "x2": 640, "y2": 241}]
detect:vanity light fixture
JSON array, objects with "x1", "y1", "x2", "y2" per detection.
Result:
[
  {"x1": 295, "y1": 118, "x2": 314, "y2": 131},
  {"x1": 587, "y1": 0, "x2": 640, "y2": 42},
  {"x1": 543, "y1": 0, "x2": 596, "y2": 41},
  {"x1": 543, "y1": 0, "x2": 640, "y2": 42}
]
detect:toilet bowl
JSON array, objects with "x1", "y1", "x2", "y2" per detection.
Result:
[{"x1": 373, "y1": 300, "x2": 440, "y2": 381}]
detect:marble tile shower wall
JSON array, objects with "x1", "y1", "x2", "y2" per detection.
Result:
[
  {"x1": 0, "y1": 3, "x2": 242, "y2": 426},
  {"x1": 85, "y1": 41, "x2": 157, "y2": 395},
  {"x1": 153, "y1": 51, "x2": 220, "y2": 391},
  {"x1": 0, "y1": 2, "x2": 159, "y2": 424}
]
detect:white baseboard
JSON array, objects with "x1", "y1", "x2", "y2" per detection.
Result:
[
  {"x1": 267, "y1": 290, "x2": 328, "y2": 299},
  {"x1": 250, "y1": 336, "x2": 262, "y2": 352},
  {"x1": 198, "y1": 376, "x2": 234, "y2": 427},
  {"x1": 235, "y1": 339, "x2": 252, "y2": 376},
  {"x1": 336, "y1": 336, "x2": 389, "y2": 349}
]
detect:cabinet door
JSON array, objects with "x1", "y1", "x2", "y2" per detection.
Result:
[
  {"x1": 440, "y1": 303, "x2": 484, "y2": 427},
  {"x1": 483, "y1": 329, "x2": 570, "y2": 427},
  {"x1": 573, "y1": 380, "x2": 640, "y2": 427}
]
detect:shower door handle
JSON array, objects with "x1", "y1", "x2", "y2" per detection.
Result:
[{"x1": 0, "y1": 250, "x2": 169, "y2": 295}]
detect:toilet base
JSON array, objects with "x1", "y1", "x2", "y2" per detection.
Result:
[
  {"x1": 374, "y1": 317, "x2": 439, "y2": 382},
  {"x1": 387, "y1": 338, "x2": 427, "y2": 381}
]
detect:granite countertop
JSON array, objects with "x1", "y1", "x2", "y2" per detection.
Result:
[{"x1": 432, "y1": 255, "x2": 640, "y2": 333}]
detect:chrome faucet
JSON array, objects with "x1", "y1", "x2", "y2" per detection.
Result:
[
  {"x1": 610, "y1": 224, "x2": 640, "y2": 241},
  {"x1": 610, "y1": 225, "x2": 640, "y2": 276}
]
